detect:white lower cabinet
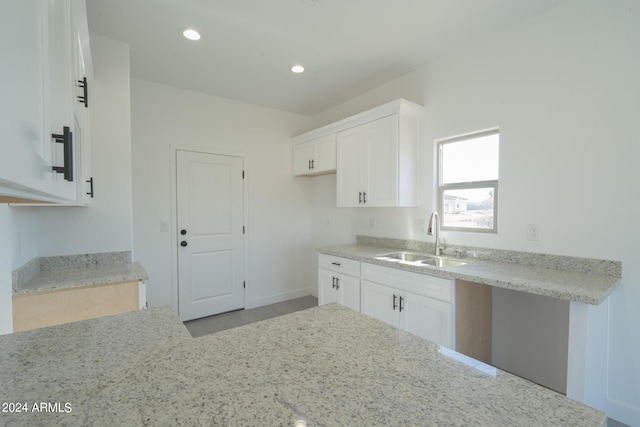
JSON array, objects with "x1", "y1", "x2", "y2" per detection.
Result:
[
  {"x1": 318, "y1": 254, "x2": 361, "y2": 311},
  {"x1": 317, "y1": 254, "x2": 455, "y2": 348},
  {"x1": 361, "y1": 280, "x2": 453, "y2": 347},
  {"x1": 360, "y1": 262, "x2": 454, "y2": 348},
  {"x1": 318, "y1": 269, "x2": 360, "y2": 311}
]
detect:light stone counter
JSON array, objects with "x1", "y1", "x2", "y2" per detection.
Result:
[
  {"x1": 12, "y1": 251, "x2": 148, "y2": 295},
  {"x1": 318, "y1": 241, "x2": 621, "y2": 305},
  {"x1": 0, "y1": 304, "x2": 605, "y2": 426}
]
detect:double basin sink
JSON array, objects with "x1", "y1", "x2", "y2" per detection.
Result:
[{"x1": 375, "y1": 251, "x2": 468, "y2": 268}]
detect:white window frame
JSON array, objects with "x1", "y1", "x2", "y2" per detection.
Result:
[{"x1": 437, "y1": 129, "x2": 499, "y2": 233}]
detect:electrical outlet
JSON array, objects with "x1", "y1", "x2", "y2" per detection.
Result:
[
  {"x1": 369, "y1": 218, "x2": 376, "y2": 230},
  {"x1": 414, "y1": 219, "x2": 426, "y2": 232},
  {"x1": 527, "y1": 224, "x2": 540, "y2": 241}
]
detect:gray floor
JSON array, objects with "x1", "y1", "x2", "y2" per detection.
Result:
[{"x1": 183, "y1": 295, "x2": 318, "y2": 338}]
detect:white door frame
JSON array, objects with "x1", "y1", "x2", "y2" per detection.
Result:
[{"x1": 169, "y1": 145, "x2": 249, "y2": 317}]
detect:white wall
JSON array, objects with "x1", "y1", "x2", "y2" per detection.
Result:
[
  {"x1": 0, "y1": 206, "x2": 14, "y2": 334},
  {"x1": 308, "y1": 1, "x2": 640, "y2": 424},
  {"x1": 34, "y1": 35, "x2": 134, "y2": 256},
  {"x1": 130, "y1": 79, "x2": 312, "y2": 311}
]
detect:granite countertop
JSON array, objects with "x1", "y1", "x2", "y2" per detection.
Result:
[
  {"x1": 0, "y1": 304, "x2": 605, "y2": 426},
  {"x1": 318, "y1": 241, "x2": 621, "y2": 305},
  {"x1": 12, "y1": 252, "x2": 149, "y2": 296}
]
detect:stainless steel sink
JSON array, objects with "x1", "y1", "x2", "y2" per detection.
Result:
[
  {"x1": 419, "y1": 257, "x2": 467, "y2": 268},
  {"x1": 376, "y1": 252, "x2": 429, "y2": 263},
  {"x1": 375, "y1": 252, "x2": 468, "y2": 268}
]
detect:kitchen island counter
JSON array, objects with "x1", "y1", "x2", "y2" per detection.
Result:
[{"x1": 0, "y1": 304, "x2": 605, "y2": 426}]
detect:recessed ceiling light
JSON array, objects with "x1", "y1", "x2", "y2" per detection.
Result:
[
  {"x1": 291, "y1": 65, "x2": 305, "y2": 73},
  {"x1": 183, "y1": 29, "x2": 201, "y2": 41}
]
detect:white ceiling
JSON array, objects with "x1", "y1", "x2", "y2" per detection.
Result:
[{"x1": 86, "y1": 0, "x2": 565, "y2": 116}]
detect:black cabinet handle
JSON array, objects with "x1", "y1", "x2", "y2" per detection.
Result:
[
  {"x1": 393, "y1": 294, "x2": 397, "y2": 310},
  {"x1": 330, "y1": 261, "x2": 341, "y2": 266},
  {"x1": 180, "y1": 241, "x2": 187, "y2": 247},
  {"x1": 399, "y1": 296, "x2": 404, "y2": 312},
  {"x1": 359, "y1": 192, "x2": 363, "y2": 204},
  {"x1": 363, "y1": 191, "x2": 367, "y2": 204},
  {"x1": 86, "y1": 177, "x2": 94, "y2": 198},
  {"x1": 308, "y1": 159, "x2": 311, "y2": 170},
  {"x1": 51, "y1": 126, "x2": 73, "y2": 182},
  {"x1": 335, "y1": 277, "x2": 340, "y2": 290},
  {"x1": 311, "y1": 159, "x2": 315, "y2": 169},
  {"x1": 181, "y1": 229, "x2": 187, "y2": 235},
  {"x1": 77, "y1": 77, "x2": 88, "y2": 107}
]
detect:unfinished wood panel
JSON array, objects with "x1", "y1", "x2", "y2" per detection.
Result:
[
  {"x1": 13, "y1": 281, "x2": 139, "y2": 332},
  {"x1": 455, "y1": 280, "x2": 492, "y2": 364}
]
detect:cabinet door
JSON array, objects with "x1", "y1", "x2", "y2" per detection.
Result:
[
  {"x1": 398, "y1": 290, "x2": 453, "y2": 347},
  {"x1": 44, "y1": 0, "x2": 76, "y2": 201},
  {"x1": 360, "y1": 280, "x2": 398, "y2": 328},
  {"x1": 0, "y1": 1, "x2": 51, "y2": 200},
  {"x1": 313, "y1": 134, "x2": 336, "y2": 173},
  {"x1": 365, "y1": 114, "x2": 398, "y2": 207},
  {"x1": 70, "y1": 0, "x2": 93, "y2": 205},
  {"x1": 336, "y1": 126, "x2": 365, "y2": 207},
  {"x1": 335, "y1": 273, "x2": 360, "y2": 311},
  {"x1": 318, "y1": 268, "x2": 338, "y2": 306},
  {"x1": 293, "y1": 141, "x2": 314, "y2": 176}
]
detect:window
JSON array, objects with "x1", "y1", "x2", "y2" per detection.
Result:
[{"x1": 437, "y1": 129, "x2": 499, "y2": 232}]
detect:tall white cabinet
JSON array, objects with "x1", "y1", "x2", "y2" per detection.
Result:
[{"x1": 0, "y1": 0, "x2": 92, "y2": 204}]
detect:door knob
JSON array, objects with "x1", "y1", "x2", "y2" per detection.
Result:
[
  {"x1": 180, "y1": 241, "x2": 188, "y2": 247},
  {"x1": 181, "y1": 229, "x2": 187, "y2": 235}
]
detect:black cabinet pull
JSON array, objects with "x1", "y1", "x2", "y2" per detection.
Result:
[
  {"x1": 180, "y1": 241, "x2": 188, "y2": 247},
  {"x1": 77, "y1": 77, "x2": 88, "y2": 107},
  {"x1": 335, "y1": 277, "x2": 340, "y2": 290},
  {"x1": 51, "y1": 126, "x2": 73, "y2": 182},
  {"x1": 358, "y1": 192, "x2": 363, "y2": 204},
  {"x1": 308, "y1": 159, "x2": 311, "y2": 170},
  {"x1": 181, "y1": 229, "x2": 187, "y2": 235},
  {"x1": 392, "y1": 294, "x2": 397, "y2": 310},
  {"x1": 86, "y1": 177, "x2": 94, "y2": 198},
  {"x1": 399, "y1": 296, "x2": 404, "y2": 312},
  {"x1": 363, "y1": 191, "x2": 367, "y2": 204},
  {"x1": 311, "y1": 159, "x2": 315, "y2": 169},
  {"x1": 330, "y1": 261, "x2": 341, "y2": 266}
]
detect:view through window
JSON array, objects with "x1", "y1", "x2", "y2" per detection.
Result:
[{"x1": 438, "y1": 129, "x2": 499, "y2": 232}]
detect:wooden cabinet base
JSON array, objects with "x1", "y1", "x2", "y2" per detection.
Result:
[{"x1": 12, "y1": 281, "x2": 139, "y2": 332}]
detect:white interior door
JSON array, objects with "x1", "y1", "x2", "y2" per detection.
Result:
[{"x1": 177, "y1": 150, "x2": 244, "y2": 321}]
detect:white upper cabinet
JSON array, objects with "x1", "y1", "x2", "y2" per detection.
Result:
[
  {"x1": 0, "y1": 0, "x2": 92, "y2": 204},
  {"x1": 290, "y1": 99, "x2": 421, "y2": 206},
  {"x1": 292, "y1": 134, "x2": 336, "y2": 176},
  {"x1": 337, "y1": 114, "x2": 402, "y2": 207}
]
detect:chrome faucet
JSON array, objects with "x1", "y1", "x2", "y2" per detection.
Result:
[{"x1": 427, "y1": 211, "x2": 442, "y2": 256}]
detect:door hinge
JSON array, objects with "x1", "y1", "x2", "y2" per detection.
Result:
[{"x1": 243, "y1": 281, "x2": 246, "y2": 289}]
